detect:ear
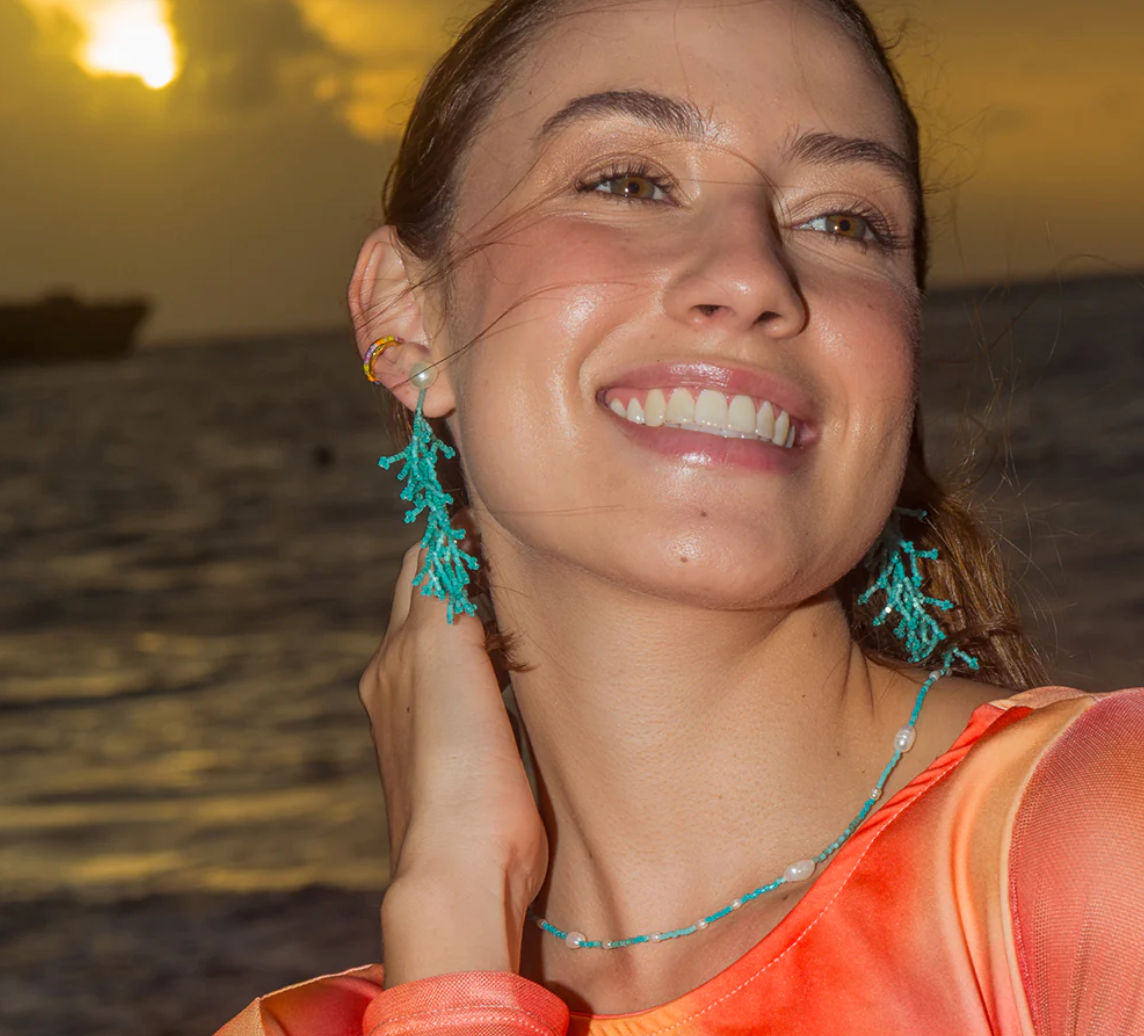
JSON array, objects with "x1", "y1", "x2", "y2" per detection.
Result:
[{"x1": 349, "y1": 226, "x2": 455, "y2": 417}]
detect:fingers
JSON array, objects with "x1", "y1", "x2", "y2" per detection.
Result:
[
  {"x1": 389, "y1": 536, "x2": 486, "y2": 643},
  {"x1": 387, "y1": 542, "x2": 425, "y2": 631}
]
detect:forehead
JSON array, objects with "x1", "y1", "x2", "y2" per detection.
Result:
[{"x1": 470, "y1": 0, "x2": 905, "y2": 180}]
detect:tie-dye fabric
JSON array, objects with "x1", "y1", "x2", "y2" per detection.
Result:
[{"x1": 215, "y1": 686, "x2": 1144, "y2": 1036}]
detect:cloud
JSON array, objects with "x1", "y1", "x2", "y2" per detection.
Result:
[
  {"x1": 295, "y1": 0, "x2": 483, "y2": 139},
  {"x1": 167, "y1": 0, "x2": 352, "y2": 111},
  {"x1": 0, "y1": 0, "x2": 36, "y2": 74},
  {"x1": 2, "y1": 0, "x2": 1140, "y2": 338},
  {"x1": 0, "y1": 0, "x2": 394, "y2": 338},
  {"x1": 0, "y1": 1, "x2": 89, "y2": 113}
]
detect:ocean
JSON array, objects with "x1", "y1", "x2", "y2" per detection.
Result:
[{"x1": 1, "y1": 274, "x2": 1141, "y2": 1034}]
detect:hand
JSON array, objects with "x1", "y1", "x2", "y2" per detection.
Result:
[{"x1": 360, "y1": 542, "x2": 549, "y2": 986}]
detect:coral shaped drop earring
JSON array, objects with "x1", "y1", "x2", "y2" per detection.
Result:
[
  {"x1": 377, "y1": 362, "x2": 479, "y2": 624},
  {"x1": 858, "y1": 508, "x2": 978, "y2": 673}
]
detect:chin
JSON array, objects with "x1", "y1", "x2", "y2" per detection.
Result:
[{"x1": 601, "y1": 527, "x2": 841, "y2": 612}]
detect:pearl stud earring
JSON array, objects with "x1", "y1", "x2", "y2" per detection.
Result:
[{"x1": 408, "y1": 362, "x2": 437, "y2": 391}]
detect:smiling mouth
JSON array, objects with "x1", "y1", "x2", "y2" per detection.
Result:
[{"x1": 602, "y1": 387, "x2": 798, "y2": 449}]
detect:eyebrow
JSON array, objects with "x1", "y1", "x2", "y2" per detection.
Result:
[
  {"x1": 784, "y1": 130, "x2": 919, "y2": 204},
  {"x1": 534, "y1": 91, "x2": 918, "y2": 203},
  {"x1": 535, "y1": 89, "x2": 713, "y2": 145}
]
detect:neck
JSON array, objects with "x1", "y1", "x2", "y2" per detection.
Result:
[{"x1": 490, "y1": 554, "x2": 903, "y2": 956}]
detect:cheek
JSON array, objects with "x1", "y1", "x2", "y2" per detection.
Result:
[
  {"x1": 799, "y1": 276, "x2": 919, "y2": 551},
  {"x1": 442, "y1": 220, "x2": 658, "y2": 514},
  {"x1": 444, "y1": 217, "x2": 673, "y2": 445},
  {"x1": 818, "y1": 281, "x2": 919, "y2": 433},
  {"x1": 450, "y1": 216, "x2": 669, "y2": 343}
]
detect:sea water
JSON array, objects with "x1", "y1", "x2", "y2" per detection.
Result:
[{"x1": 0, "y1": 277, "x2": 1140, "y2": 1033}]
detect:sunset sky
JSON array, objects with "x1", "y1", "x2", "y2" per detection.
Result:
[{"x1": 2, "y1": 0, "x2": 1142, "y2": 340}]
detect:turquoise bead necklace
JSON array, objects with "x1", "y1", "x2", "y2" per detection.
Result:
[
  {"x1": 529, "y1": 652, "x2": 974, "y2": 951},
  {"x1": 529, "y1": 509, "x2": 979, "y2": 951}
]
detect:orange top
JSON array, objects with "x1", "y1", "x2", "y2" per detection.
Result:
[{"x1": 215, "y1": 686, "x2": 1144, "y2": 1035}]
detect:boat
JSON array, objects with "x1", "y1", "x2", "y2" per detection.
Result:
[{"x1": 0, "y1": 293, "x2": 151, "y2": 366}]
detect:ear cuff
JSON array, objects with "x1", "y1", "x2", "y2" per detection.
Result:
[{"x1": 363, "y1": 335, "x2": 404, "y2": 383}]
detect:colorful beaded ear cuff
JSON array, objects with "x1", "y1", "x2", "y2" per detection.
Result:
[{"x1": 363, "y1": 335, "x2": 403, "y2": 383}]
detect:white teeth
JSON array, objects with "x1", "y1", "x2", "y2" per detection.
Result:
[
  {"x1": 694, "y1": 389, "x2": 728, "y2": 428},
  {"x1": 772, "y1": 409, "x2": 790, "y2": 447},
  {"x1": 608, "y1": 389, "x2": 797, "y2": 448},
  {"x1": 756, "y1": 401, "x2": 775, "y2": 440},
  {"x1": 728, "y1": 395, "x2": 756, "y2": 434},
  {"x1": 666, "y1": 388, "x2": 696, "y2": 425},
  {"x1": 679, "y1": 422, "x2": 725, "y2": 439},
  {"x1": 644, "y1": 388, "x2": 666, "y2": 427}
]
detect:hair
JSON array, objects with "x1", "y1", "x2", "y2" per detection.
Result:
[{"x1": 375, "y1": 0, "x2": 1047, "y2": 690}]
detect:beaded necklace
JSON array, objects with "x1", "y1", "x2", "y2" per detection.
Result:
[
  {"x1": 527, "y1": 510, "x2": 977, "y2": 950},
  {"x1": 528, "y1": 660, "x2": 956, "y2": 951}
]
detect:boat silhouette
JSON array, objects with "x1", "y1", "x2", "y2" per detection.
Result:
[{"x1": 0, "y1": 293, "x2": 150, "y2": 366}]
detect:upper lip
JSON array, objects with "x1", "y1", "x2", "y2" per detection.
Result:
[{"x1": 597, "y1": 360, "x2": 819, "y2": 437}]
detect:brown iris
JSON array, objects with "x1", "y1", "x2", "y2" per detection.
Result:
[
  {"x1": 603, "y1": 176, "x2": 659, "y2": 199},
  {"x1": 822, "y1": 213, "x2": 869, "y2": 239}
]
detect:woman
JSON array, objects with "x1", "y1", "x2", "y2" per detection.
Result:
[{"x1": 218, "y1": 0, "x2": 1144, "y2": 1032}]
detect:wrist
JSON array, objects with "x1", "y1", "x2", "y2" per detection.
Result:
[{"x1": 381, "y1": 869, "x2": 529, "y2": 988}]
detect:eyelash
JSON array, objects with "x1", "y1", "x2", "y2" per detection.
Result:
[
  {"x1": 796, "y1": 200, "x2": 909, "y2": 253},
  {"x1": 575, "y1": 161, "x2": 678, "y2": 203},
  {"x1": 575, "y1": 162, "x2": 908, "y2": 253}
]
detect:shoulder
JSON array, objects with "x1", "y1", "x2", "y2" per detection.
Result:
[
  {"x1": 949, "y1": 685, "x2": 1144, "y2": 845},
  {"x1": 924, "y1": 685, "x2": 1143, "y2": 902},
  {"x1": 960, "y1": 683, "x2": 1143, "y2": 774},
  {"x1": 1008, "y1": 685, "x2": 1144, "y2": 876},
  {"x1": 1015, "y1": 685, "x2": 1144, "y2": 800},
  {"x1": 1006, "y1": 688, "x2": 1144, "y2": 1033}
]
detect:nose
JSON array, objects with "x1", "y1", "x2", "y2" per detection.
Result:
[{"x1": 664, "y1": 200, "x2": 808, "y2": 339}]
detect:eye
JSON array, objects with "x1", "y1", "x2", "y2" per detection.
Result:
[
  {"x1": 798, "y1": 212, "x2": 878, "y2": 242},
  {"x1": 587, "y1": 173, "x2": 670, "y2": 202}
]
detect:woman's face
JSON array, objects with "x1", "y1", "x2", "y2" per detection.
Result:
[{"x1": 430, "y1": 0, "x2": 921, "y2": 610}]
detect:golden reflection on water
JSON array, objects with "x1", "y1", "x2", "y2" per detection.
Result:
[{"x1": 0, "y1": 626, "x2": 391, "y2": 899}]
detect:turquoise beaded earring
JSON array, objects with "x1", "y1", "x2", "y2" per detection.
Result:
[
  {"x1": 858, "y1": 507, "x2": 978, "y2": 673},
  {"x1": 369, "y1": 347, "x2": 479, "y2": 624}
]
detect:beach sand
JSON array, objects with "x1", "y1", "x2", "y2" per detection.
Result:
[{"x1": 0, "y1": 275, "x2": 1140, "y2": 1034}]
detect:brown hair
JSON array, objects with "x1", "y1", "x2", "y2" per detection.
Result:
[{"x1": 374, "y1": 0, "x2": 1046, "y2": 689}]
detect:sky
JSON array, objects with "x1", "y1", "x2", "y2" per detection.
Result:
[{"x1": 1, "y1": 0, "x2": 1142, "y2": 341}]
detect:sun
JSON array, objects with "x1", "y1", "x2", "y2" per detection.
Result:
[{"x1": 80, "y1": 0, "x2": 179, "y2": 90}]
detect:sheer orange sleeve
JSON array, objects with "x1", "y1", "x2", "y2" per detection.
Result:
[
  {"x1": 1009, "y1": 688, "x2": 1144, "y2": 1033},
  {"x1": 215, "y1": 966, "x2": 569, "y2": 1036},
  {"x1": 213, "y1": 965, "x2": 386, "y2": 1036},
  {"x1": 360, "y1": 971, "x2": 569, "y2": 1035}
]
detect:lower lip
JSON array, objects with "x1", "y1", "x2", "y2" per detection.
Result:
[{"x1": 607, "y1": 410, "x2": 807, "y2": 473}]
